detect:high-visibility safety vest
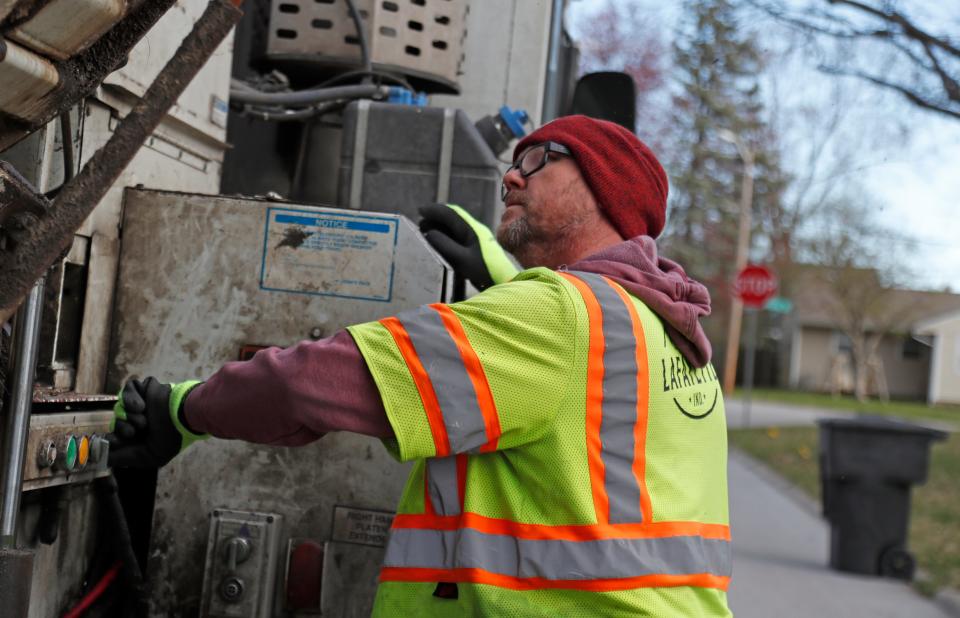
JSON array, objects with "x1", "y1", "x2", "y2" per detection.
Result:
[{"x1": 348, "y1": 268, "x2": 731, "y2": 617}]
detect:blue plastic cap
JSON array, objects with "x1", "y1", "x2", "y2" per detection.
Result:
[
  {"x1": 499, "y1": 105, "x2": 530, "y2": 139},
  {"x1": 387, "y1": 87, "x2": 428, "y2": 107}
]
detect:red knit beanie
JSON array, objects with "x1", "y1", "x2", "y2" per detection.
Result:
[{"x1": 513, "y1": 115, "x2": 668, "y2": 239}]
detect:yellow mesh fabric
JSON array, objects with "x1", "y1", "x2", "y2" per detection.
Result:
[
  {"x1": 450, "y1": 268, "x2": 579, "y2": 449},
  {"x1": 632, "y1": 299, "x2": 730, "y2": 524},
  {"x1": 452, "y1": 270, "x2": 595, "y2": 523},
  {"x1": 373, "y1": 582, "x2": 732, "y2": 617},
  {"x1": 397, "y1": 460, "x2": 426, "y2": 514},
  {"x1": 347, "y1": 321, "x2": 436, "y2": 461},
  {"x1": 357, "y1": 270, "x2": 730, "y2": 616}
]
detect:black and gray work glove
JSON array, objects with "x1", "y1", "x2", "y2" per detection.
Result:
[
  {"x1": 418, "y1": 203, "x2": 518, "y2": 292},
  {"x1": 107, "y1": 377, "x2": 207, "y2": 469}
]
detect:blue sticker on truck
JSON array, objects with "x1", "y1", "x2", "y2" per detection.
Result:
[{"x1": 260, "y1": 207, "x2": 398, "y2": 302}]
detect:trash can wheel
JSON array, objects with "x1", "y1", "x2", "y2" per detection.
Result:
[{"x1": 878, "y1": 545, "x2": 915, "y2": 580}]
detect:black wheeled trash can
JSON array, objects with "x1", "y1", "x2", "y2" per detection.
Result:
[{"x1": 817, "y1": 416, "x2": 947, "y2": 580}]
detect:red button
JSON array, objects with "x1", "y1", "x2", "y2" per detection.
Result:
[{"x1": 286, "y1": 540, "x2": 324, "y2": 610}]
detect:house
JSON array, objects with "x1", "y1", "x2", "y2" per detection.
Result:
[
  {"x1": 915, "y1": 310, "x2": 960, "y2": 405},
  {"x1": 782, "y1": 266, "x2": 960, "y2": 402}
]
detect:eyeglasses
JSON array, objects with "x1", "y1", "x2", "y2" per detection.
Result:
[{"x1": 501, "y1": 141, "x2": 571, "y2": 201}]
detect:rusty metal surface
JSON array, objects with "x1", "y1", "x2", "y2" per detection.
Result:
[
  {"x1": 0, "y1": 0, "x2": 180, "y2": 152},
  {"x1": 31, "y1": 388, "x2": 115, "y2": 404},
  {"x1": 0, "y1": 0, "x2": 242, "y2": 327},
  {"x1": 0, "y1": 38, "x2": 60, "y2": 122},
  {"x1": 6, "y1": 0, "x2": 127, "y2": 61},
  {"x1": 0, "y1": 1, "x2": 47, "y2": 29},
  {"x1": 0, "y1": 159, "x2": 49, "y2": 228}
]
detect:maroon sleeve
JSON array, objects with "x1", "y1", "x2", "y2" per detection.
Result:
[{"x1": 183, "y1": 330, "x2": 394, "y2": 445}]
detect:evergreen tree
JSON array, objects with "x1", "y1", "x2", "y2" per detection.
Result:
[{"x1": 664, "y1": 0, "x2": 788, "y2": 344}]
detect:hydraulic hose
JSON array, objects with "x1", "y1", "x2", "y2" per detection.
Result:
[
  {"x1": 244, "y1": 101, "x2": 344, "y2": 122},
  {"x1": 228, "y1": 84, "x2": 386, "y2": 107}
]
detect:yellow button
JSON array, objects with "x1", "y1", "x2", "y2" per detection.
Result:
[{"x1": 77, "y1": 435, "x2": 90, "y2": 468}]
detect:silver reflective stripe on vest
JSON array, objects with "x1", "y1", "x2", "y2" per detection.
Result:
[
  {"x1": 569, "y1": 271, "x2": 644, "y2": 523},
  {"x1": 427, "y1": 456, "x2": 460, "y2": 516},
  {"x1": 385, "y1": 527, "x2": 732, "y2": 580},
  {"x1": 397, "y1": 305, "x2": 488, "y2": 452}
]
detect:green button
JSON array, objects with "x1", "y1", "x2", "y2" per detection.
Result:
[{"x1": 64, "y1": 436, "x2": 77, "y2": 470}]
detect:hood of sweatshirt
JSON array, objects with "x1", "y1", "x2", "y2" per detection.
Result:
[{"x1": 566, "y1": 236, "x2": 713, "y2": 368}]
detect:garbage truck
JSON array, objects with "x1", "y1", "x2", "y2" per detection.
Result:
[{"x1": 0, "y1": 1, "x2": 631, "y2": 615}]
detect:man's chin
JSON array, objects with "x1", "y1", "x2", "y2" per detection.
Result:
[{"x1": 497, "y1": 219, "x2": 529, "y2": 254}]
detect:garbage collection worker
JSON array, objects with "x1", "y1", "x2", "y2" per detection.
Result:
[{"x1": 108, "y1": 115, "x2": 732, "y2": 617}]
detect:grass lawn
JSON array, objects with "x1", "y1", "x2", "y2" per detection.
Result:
[
  {"x1": 729, "y1": 426, "x2": 960, "y2": 593},
  {"x1": 736, "y1": 387, "x2": 960, "y2": 425}
]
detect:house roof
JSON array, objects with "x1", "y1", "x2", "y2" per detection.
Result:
[
  {"x1": 787, "y1": 265, "x2": 960, "y2": 333},
  {"x1": 915, "y1": 308, "x2": 960, "y2": 334}
]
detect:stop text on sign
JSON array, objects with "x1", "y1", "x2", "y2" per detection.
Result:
[{"x1": 734, "y1": 264, "x2": 778, "y2": 308}]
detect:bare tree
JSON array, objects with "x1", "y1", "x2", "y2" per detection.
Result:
[
  {"x1": 799, "y1": 198, "x2": 919, "y2": 401},
  {"x1": 571, "y1": 0, "x2": 671, "y2": 150},
  {"x1": 750, "y1": 0, "x2": 960, "y2": 120}
]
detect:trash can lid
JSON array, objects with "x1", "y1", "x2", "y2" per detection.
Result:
[{"x1": 817, "y1": 415, "x2": 949, "y2": 441}]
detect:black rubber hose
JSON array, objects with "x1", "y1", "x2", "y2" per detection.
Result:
[
  {"x1": 243, "y1": 100, "x2": 344, "y2": 122},
  {"x1": 95, "y1": 474, "x2": 148, "y2": 617},
  {"x1": 344, "y1": 0, "x2": 372, "y2": 73},
  {"x1": 228, "y1": 84, "x2": 385, "y2": 106}
]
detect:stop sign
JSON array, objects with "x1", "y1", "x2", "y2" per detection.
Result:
[{"x1": 734, "y1": 264, "x2": 778, "y2": 308}]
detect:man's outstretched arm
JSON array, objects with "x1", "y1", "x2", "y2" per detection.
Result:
[
  {"x1": 108, "y1": 330, "x2": 395, "y2": 468},
  {"x1": 183, "y1": 330, "x2": 394, "y2": 444}
]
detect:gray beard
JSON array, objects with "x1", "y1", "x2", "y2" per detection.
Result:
[{"x1": 496, "y1": 214, "x2": 532, "y2": 254}]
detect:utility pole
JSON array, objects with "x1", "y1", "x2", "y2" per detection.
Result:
[{"x1": 719, "y1": 129, "x2": 755, "y2": 395}]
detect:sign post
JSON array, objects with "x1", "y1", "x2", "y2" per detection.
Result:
[{"x1": 733, "y1": 265, "x2": 778, "y2": 427}]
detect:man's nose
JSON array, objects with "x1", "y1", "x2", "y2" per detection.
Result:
[{"x1": 502, "y1": 166, "x2": 526, "y2": 196}]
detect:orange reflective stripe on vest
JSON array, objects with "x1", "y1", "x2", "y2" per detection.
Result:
[
  {"x1": 380, "y1": 305, "x2": 502, "y2": 455},
  {"x1": 558, "y1": 271, "x2": 652, "y2": 524},
  {"x1": 382, "y1": 527, "x2": 732, "y2": 589},
  {"x1": 381, "y1": 272, "x2": 731, "y2": 592}
]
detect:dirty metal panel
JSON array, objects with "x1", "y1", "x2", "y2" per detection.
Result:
[
  {"x1": 109, "y1": 188, "x2": 450, "y2": 383},
  {"x1": 101, "y1": 0, "x2": 235, "y2": 143},
  {"x1": 73, "y1": 232, "x2": 118, "y2": 394},
  {"x1": 73, "y1": 99, "x2": 226, "y2": 393},
  {"x1": 199, "y1": 509, "x2": 284, "y2": 618},
  {"x1": 0, "y1": 38, "x2": 60, "y2": 123},
  {"x1": 109, "y1": 188, "x2": 449, "y2": 616},
  {"x1": 18, "y1": 484, "x2": 102, "y2": 618},
  {"x1": 21, "y1": 410, "x2": 112, "y2": 491},
  {"x1": 0, "y1": 0, "x2": 181, "y2": 153},
  {"x1": 330, "y1": 505, "x2": 393, "y2": 547},
  {"x1": 75, "y1": 100, "x2": 225, "y2": 241},
  {"x1": 6, "y1": 0, "x2": 126, "y2": 61},
  {"x1": 321, "y1": 542, "x2": 385, "y2": 618},
  {"x1": 0, "y1": 1, "x2": 17, "y2": 23},
  {"x1": 261, "y1": 207, "x2": 400, "y2": 302}
]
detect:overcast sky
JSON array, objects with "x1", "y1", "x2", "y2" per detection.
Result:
[{"x1": 567, "y1": 0, "x2": 960, "y2": 293}]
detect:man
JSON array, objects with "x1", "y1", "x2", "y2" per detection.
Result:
[{"x1": 109, "y1": 115, "x2": 731, "y2": 617}]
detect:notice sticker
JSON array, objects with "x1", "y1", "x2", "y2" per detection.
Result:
[
  {"x1": 331, "y1": 506, "x2": 394, "y2": 548},
  {"x1": 260, "y1": 207, "x2": 398, "y2": 301}
]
